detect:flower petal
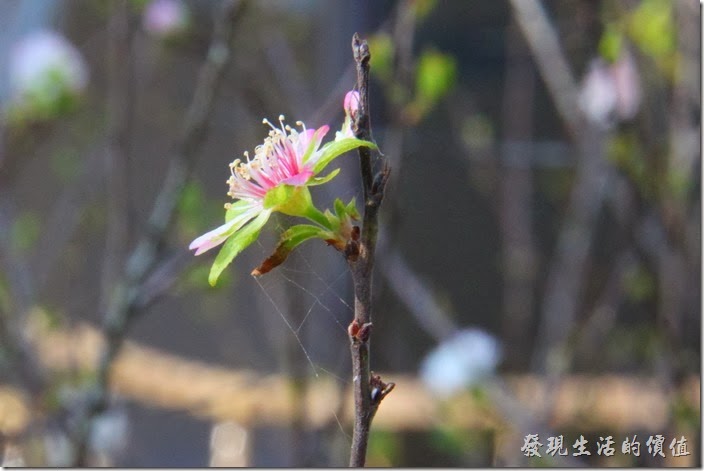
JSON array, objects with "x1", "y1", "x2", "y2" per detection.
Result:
[
  {"x1": 190, "y1": 203, "x2": 261, "y2": 255},
  {"x1": 280, "y1": 169, "x2": 314, "y2": 186},
  {"x1": 300, "y1": 125, "x2": 329, "y2": 165}
]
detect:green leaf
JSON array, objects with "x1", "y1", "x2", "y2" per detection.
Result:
[
  {"x1": 11, "y1": 212, "x2": 41, "y2": 253},
  {"x1": 178, "y1": 181, "x2": 204, "y2": 217},
  {"x1": 415, "y1": 0, "x2": 438, "y2": 21},
  {"x1": 307, "y1": 168, "x2": 340, "y2": 186},
  {"x1": 368, "y1": 33, "x2": 393, "y2": 83},
  {"x1": 208, "y1": 209, "x2": 272, "y2": 286},
  {"x1": 368, "y1": 430, "x2": 401, "y2": 467},
  {"x1": 324, "y1": 208, "x2": 338, "y2": 229},
  {"x1": 252, "y1": 224, "x2": 328, "y2": 276},
  {"x1": 281, "y1": 224, "x2": 329, "y2": 247},
  {"x1": 345, "y1": 197, "x2": 360, "y2": 219},
  {"x1": 312, "y1": 138, "x2": 377, "y2": 174},
  {"x1": 0, "y1": 277, "x2": 10, "y2": 315},
  {"x1": 178, "y1": 181, "x2": 209, "y2": 235},
  {"x1": 334, "y1": 198, "x2": 346, "y2": 220},
  {"x1": 628, "y1": 0, "x2": 675, "y2": 59},
  {"x1": 415, "y1": 49, "x2": 457, "y2": 110},
  {"x1": 599, "y1": 24, "x2": 623, "y2": 63}
]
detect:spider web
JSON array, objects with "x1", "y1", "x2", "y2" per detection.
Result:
[
  {"x1": 249, "y1": 218, "x2": 359, "y2": 445},
  {"x1": 239, "y1": 159, "x2": 386, "y2": 453}
]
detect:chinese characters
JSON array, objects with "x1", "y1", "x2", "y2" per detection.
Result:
[{"x1": 521, "y1": 434, "x2": 691, "y2": 459}]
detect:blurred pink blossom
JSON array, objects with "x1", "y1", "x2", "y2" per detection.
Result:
[
  {"x1": 578, "y1": 50, "x2": 641, "y2": 129},
  {"x1": 143, "y1": 0, "x2": 189, "y2": 37},
  {"x1": 611, "y1": 50, "x2": 641, "y2": 121}
]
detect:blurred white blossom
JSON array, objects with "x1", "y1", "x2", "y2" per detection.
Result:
[
  {"x1": 44, "y1": 428, "x2": 74, "y2": 467},
  {"x1": 210, "y1": 421, "x2": 250, "y2": 467},
  {"x1": 578, "y1": 58, "x2": 618, "y2": 128},
  {"x1": 143, "y1": 0, "x2": 190, "y2": 37},
  {"x1": 1, "y1": 444, "x2": 26, "y2": 467},
  {"x1": 419, "y1": 327, "x2": 501, "y2": 398},
  {"x1": 578, "y1": 50, "x2": 641, "y2": 129},
  {"x1": 7, "y1": 30, "x2": 88, "y2": 118},
  {"x1": 89, "y1": 408, "x2": 129, "y2": 463}
]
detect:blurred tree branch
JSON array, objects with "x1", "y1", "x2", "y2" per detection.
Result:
[
  {"x1": 69, "y1": 0, "x2": 249, "y2": 465},
  {"x1": 0, "y1": 198, "x2": 44, "y2": 397},
  {"x1": 376, "y1": 238, "x2": 457, "y2": 342},
  {"x1": 100, "y1": 0, "x2": 134, "y2": 316},
  {"x1": 510, "y1": 0, "x2": 609, "y2": 379},
  {"x1": 0, "y1": 112, "x2": 43, "y2": 397},
  {"x1": 499, "y1": 20, "x2": 538, "y2": 369},
  {"x1": 511, "y1": 3, "x2": 700, "y2": 451},
  {"x1": 509, "y1": 0, "x2": 582, "y2": 139}
]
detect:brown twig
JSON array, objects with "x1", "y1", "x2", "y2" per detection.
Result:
[{"x1": 346, "y1": 33, "x2": 392, "y2": 468}]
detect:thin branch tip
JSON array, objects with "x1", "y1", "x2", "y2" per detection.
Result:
[{"x1": 352, "y1": 33, "x2": 370, "y2": 65}]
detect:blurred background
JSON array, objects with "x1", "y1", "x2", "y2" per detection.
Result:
[{"x1": 0, "y1": 0, "x2": 700, "y2": 467}]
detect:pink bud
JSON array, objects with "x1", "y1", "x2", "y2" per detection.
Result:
[{"x1": 344, "y1": 90, "x2": 360, "y2": 118}]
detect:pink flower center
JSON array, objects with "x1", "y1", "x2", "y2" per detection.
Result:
[{"x1": 227, "y1": 116, "x2": 318, "y2": 201}]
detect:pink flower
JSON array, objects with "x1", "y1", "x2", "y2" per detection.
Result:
[
  {"x1": 189, "y1": 116, "x2": 328, "y2": 256},
  {"x1": 191, "y1": 101, "x2": 376, "y2": 286},
  {"x1": 227, "y1": 116, "x2": 329, "y2": 201}
]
